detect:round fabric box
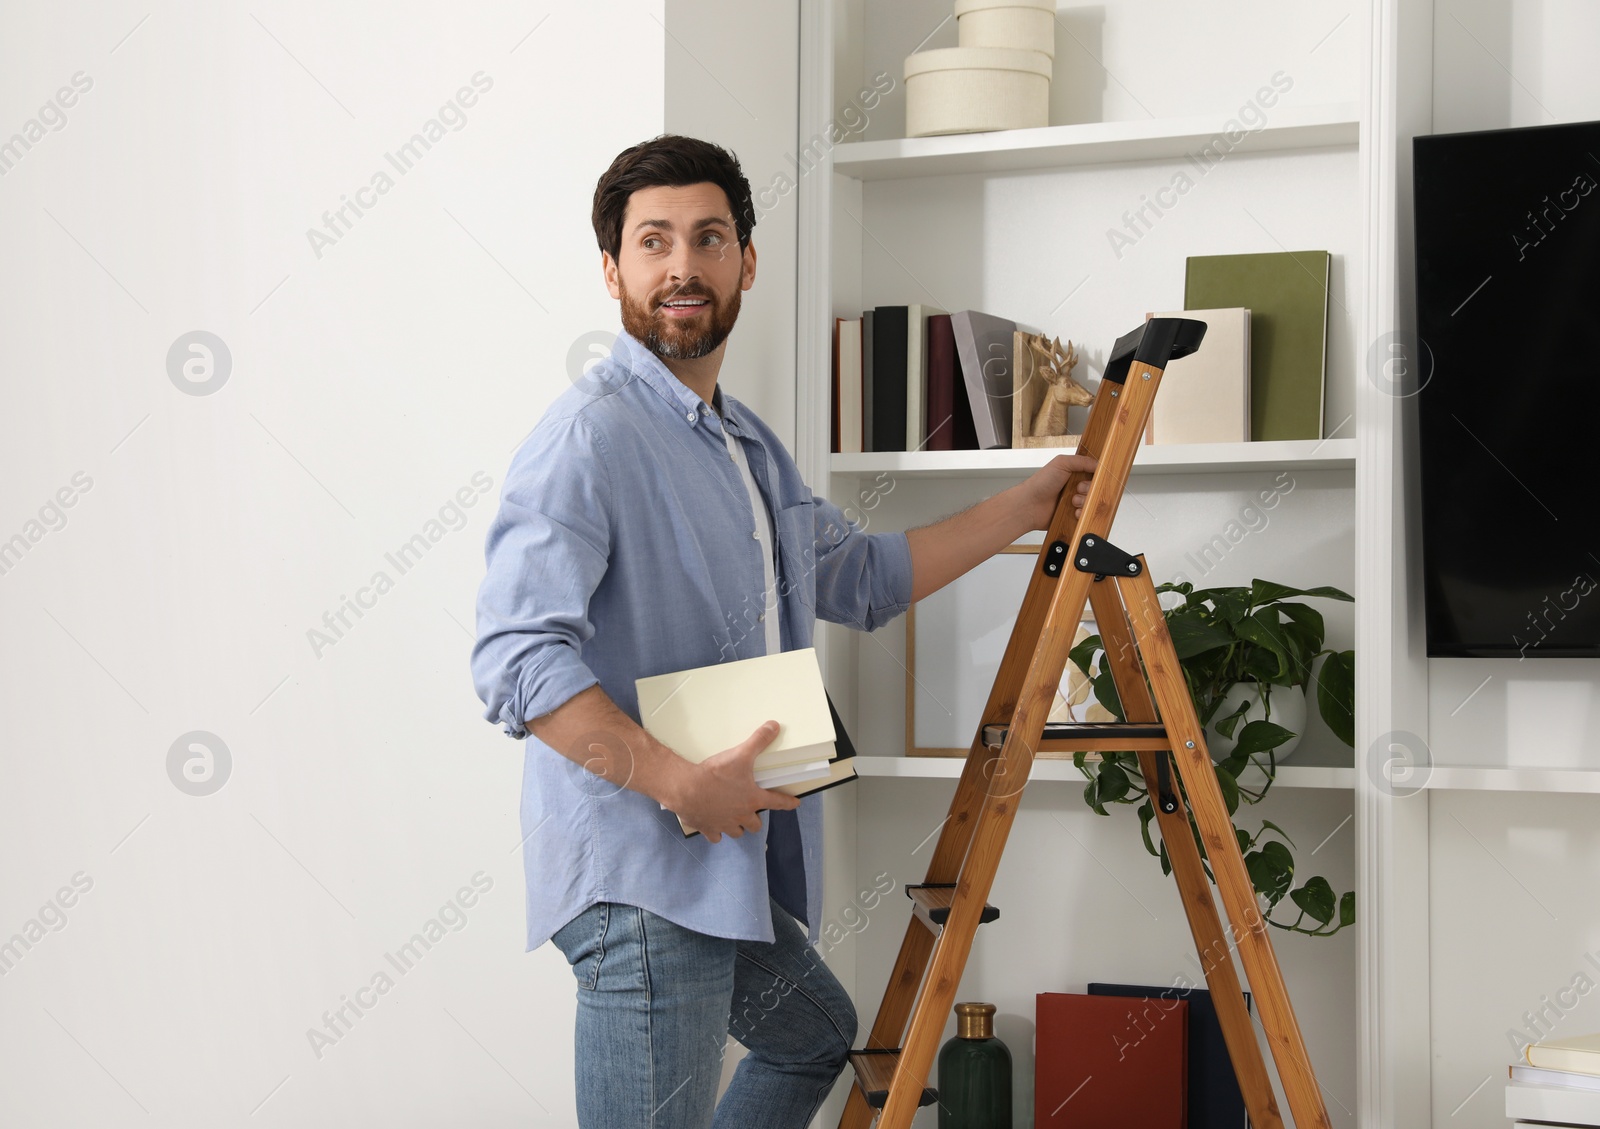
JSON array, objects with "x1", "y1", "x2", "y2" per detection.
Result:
[
  {"x1": 955, "y1": 0, "x2": 1057, "y2": 58},
  {"x1": 904, "y1": 46, "x2": 1052, "y2": 137}
]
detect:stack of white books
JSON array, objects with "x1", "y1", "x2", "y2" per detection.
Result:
[
  {"x1": 635, "y1": 647, "x2": 857, "y2": 837},
  {"x1": 1507, "y1": 1033, "x2": 1600, "y2": 1126}
]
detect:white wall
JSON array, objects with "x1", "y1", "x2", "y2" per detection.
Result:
[
  {"x1": 1423, "y1": 2, "x2": 1600, "y2": 1126},
  {"x1": 0, "y1": 3, "x2": 661, "y2": 1124}
]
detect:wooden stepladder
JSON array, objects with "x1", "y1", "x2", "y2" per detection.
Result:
[{"x1": 840, "y1": 318, "x2": 1331, "y2": 1129}]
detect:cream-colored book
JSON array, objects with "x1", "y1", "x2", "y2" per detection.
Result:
[
  {"x1": 1526, "y1": 1031, "x2": 1600, "y2": 1075},
  {"x1": 635, "y1": 647, "x2": 838, "y2": 778},
  {"x1": 1149, "y1": 308, "x2": 1251, "y2": 444}
]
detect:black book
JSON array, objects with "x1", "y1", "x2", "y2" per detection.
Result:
[
  {"x1": 1088, "y1": 981, "x2": 1250, "y2": 1129},
  {"x1": 862, "y1": 310, "x2": 875, "y2": 453},
  {"x1": 870, "y1": 305, "x2": 908, "y2": 453}
]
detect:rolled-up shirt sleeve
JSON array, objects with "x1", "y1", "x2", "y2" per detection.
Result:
[
  {"x1": 809, "y1": 491, "x2": 914, "y2": 631},
  {"x1": 471, "y1": 414, "x2": 611, "y2": 739}
]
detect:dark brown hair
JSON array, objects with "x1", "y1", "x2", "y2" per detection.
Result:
[{"x1": 591, "y1": 134, "x2": 756, "y2": 260}]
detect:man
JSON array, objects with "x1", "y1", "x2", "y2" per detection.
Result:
[{"x1": 470, "y1": 134, "x2": 1093, "y2": 1128}]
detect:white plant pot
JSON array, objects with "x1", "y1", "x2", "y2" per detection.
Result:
[
  {"x1": 903, "y1": 46, "x2": 1052, "y2": 137},
  {"x1": 955, "y1": 0, "x2": 1057, "y2": 58},
  {"x1": 1204, "y1": 681, "x2": 1308, "y2": 762}
]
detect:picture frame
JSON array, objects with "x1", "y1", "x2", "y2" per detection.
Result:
[{"x1": 904, "y1": 543, "x2": 1113, "y2": 757}]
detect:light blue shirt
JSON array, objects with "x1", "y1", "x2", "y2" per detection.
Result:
[{"x1": 470, "y1": 329, "x2": 915, "y2": 949}]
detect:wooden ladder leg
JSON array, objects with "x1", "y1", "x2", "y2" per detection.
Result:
[
  {"x1": 1116, "y1": 565, "x2": 1333, "y2": 1129},
  {"x1": 843, "y1": 548, "x2": 1107, "y2": 1121},
  {"x1": 1086, "y1": 579, "x2": 1285, "y2": 1129},
  {"x1": 838, "y1": 743, "x2": 1009, "y2": 1129}
]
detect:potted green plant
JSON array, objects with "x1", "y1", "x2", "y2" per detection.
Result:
[{"x1": 1068, "y1": 579, "x2": 1357, "y2": 937}]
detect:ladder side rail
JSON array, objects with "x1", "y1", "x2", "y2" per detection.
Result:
[
  {"x1": 1086, "y1": 579, "x2": 1286, "y2": 1129},
  {"x1": 1117, "y1": 566, "x2": 1333, "y2": 1129}
]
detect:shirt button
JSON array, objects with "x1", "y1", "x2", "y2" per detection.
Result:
[
  {"x1": 758, "y1": 612, "x2": 766, "y2": 622},
  {"x1": 751, "y1": 530, "x2": 759, "y2": 539},
  {"x1": 686, "y1": 411, "x2": 696, "y2": 422}
]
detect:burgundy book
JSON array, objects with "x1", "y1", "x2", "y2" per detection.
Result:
[
  {"x1": 1036, "y1": 992, "x2": 1188, "y2": 1127},
  {"x1": 831, "y1": 317, "x2": 842, "y2": 454},
  {"x1": 925, "y1": 314, "x2": 978, "y2": 451}
]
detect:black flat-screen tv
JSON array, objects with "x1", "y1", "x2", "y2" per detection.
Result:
[{"x1": 1413, "y1": 119, "x2": 1600, "y2": 658}]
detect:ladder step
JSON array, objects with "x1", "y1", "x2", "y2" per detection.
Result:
[
  {"x1": 906, "y1": 883, "x2": 999, "y2": 931},
  {"x1": 847, "y1": 1049, "x2": 939, "y2": 1109},
  {"x1": 982, "y1": 720, "x2": 1169, "y2": 751}
]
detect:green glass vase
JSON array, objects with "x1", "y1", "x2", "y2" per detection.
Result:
[{"x1": 937, "y1": 1001, "x2": 1012, "y2": 1128}]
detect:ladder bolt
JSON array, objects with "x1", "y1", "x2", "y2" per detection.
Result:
[
  {"x1": 1142, "y1": 371, "x2": 1151, "y2": 380},
  {"x1": 1186, "y1": 741, "x2": 1195, "y2": 748},
  {"x1": 1078, "y1": 558, "x2": 1089, "y2": 567},
  {"x1": 1127, "y1": 563, "x2": 1138, "y2": 573}
]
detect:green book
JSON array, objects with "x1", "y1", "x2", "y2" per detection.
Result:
[{"x1": 1184, "y1": 251, "x2": 1329, "y2": 441}]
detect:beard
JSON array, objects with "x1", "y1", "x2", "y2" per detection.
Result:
[{"x1": 618, "y1": 275, "x2": 741, "y2": 361}]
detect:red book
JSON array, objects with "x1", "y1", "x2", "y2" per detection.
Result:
[
  {"x1": 925, "y1": 314, "x2": 978, "y2": 450},
  {"x1": 1036, "y1": 992, "x2": 1188, "y2": 1127}
]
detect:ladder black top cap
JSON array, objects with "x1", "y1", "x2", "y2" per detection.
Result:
[{"x1": 1102, "y1": 316, "x2": 1208, "y2": 383}]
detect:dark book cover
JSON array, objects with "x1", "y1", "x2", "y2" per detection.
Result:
[
  {"x1": 862, "y1": 310, "x2": 875, "y2": 453},
  {"x1": 925, "y1": 313, "x2": 957, "y2": 451},
  {"x1": 831, "y1": 317, "x2": 841, "y2": 454},
  {"x1": 1089, "y1": 981, "x2": 1251, "y2": 1128},
  {"x1": 870, "y1": 305, "x2": 908, "y2": 453},
  {"x1": 925, "y1": 314, "x2": 979, "y2": 450},
  {"x1": 1037, "y1": 992, "x2": 1187, "y2": 1127}
]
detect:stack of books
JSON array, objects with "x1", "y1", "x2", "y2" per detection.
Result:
[
  {"x1": 832, "y1": 306, "x2": 991, "y2": 454},
  {"x1": 634, "y1": 647, "x2": 858, "y2": 838},
  {"x1": 1507, "y1": 1033, "x2": 1600, "y2": 1126}
]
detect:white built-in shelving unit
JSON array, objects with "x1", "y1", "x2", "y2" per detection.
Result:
[{"x1": 792, "y1": 2, "x2": 1440, "y2": 1127}]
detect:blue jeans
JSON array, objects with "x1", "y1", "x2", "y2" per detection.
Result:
[{"x1": 550, "y1": 897, "x2": 857, "y2": 1128}]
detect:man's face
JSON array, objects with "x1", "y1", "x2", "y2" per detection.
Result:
[{"x1": 604, "y1": 183, "x2": 756, "y2": 361}]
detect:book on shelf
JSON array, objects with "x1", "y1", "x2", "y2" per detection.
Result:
[
  {"x1": 951, "y1": 310, "x2": 1018, "y2": 449},
  {"x1": 1147, "y1": 307, "x2": 1251, "y2": 445},
  {"x1": 831, "y1": 319, "x2": 840, "y2": 454},
  {"x1": 833, "y1": 317, "x2": 863, "y2": 454},
  {"x1": 924, "y1": 313, "x2": 978, "y2": 451},
  {"x1": 1184, "y1": 251, "x2": 1329, "y2": 442},
  {"x1": 1527, "y1": 1032, "x2": 1600, "y2": 1075},
  {"x1": 1089, "y1": 981, "x2": 1251, "y2": 1128},
  {"x1": 862, "y1": 310, "x2": 875, "y2": 452},
  {"x1": 869, "y1": 305, "x2": 908, "y2": 452},
  {"x1": 1037, "y1": 991, "x2": 1188, "y2": 1127},
  {"x1": 904, "y1": 304, "x2": 943, "y2": 451},
  {"x1": 634, "y1": 648, "x2": 856, "y2": 838}
]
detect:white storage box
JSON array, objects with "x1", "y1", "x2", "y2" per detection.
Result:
[
  {"x1": 955, "y1": 0, "x2": 1057, "y2": 58},
  {"x1": 904, "y1": 47, "x2": 1051, "y2": 137}
]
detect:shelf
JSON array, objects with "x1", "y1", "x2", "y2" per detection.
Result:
[
  {"x1": 831, "y1": 103, "x2": 1360, "y2": 181},
  {"x1": 1425, "y1": 766, "x2": 1600, "y2": 793},
  {"x1": 830, "y1": 438, "x2": 1355, "y2": 479},
  {"x1": 855, "y1": 756, "x2": 1354, "y2": 790}
]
